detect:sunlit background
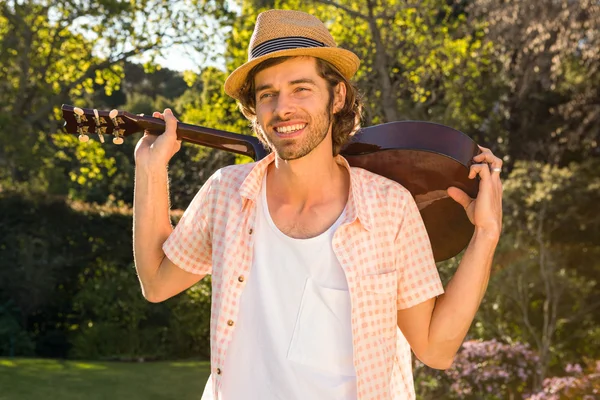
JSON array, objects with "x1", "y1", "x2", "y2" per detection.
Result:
[{"x1": 0, "y1": 0, "x2": 598, "y2": 399}]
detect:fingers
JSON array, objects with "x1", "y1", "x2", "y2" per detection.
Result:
[
  {"x1": 447, "y1": 186, "x2": 473, "y2": 210},
  {"x1": 163, "y1": 108, "x2": 179, "y2": 139},
  {"x1": 473, "y1": 145, "x2": 503, "y2": 176},
  {"x1": 469, "y1": 162, "x2": 491, "y2": 180},
  {"x1": 148, "y1": 112, "x2": 164, "y2": 137},
  {"x1": 152, "y1": 109, "x2": 180, "y2": 142}
]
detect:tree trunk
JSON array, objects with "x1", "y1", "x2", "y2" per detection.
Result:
[
  {"x1": 315, "y1": 0, "x2": 399, "y2": 122},
  {"x1": 366, "y1": 0, "x2": 398, "y2": 122}
]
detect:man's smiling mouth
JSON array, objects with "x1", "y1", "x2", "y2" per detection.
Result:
[{"x1": 274, "y1": 124, "x2": 307, "y2": 134}]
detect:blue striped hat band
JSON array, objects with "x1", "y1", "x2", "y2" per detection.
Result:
[{"x1": 251, "y1": 36, "x2": 326, "y2": 59}]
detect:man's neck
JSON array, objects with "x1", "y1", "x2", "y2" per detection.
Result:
[{"x1": 267, "y1": 143, "x2": 348, "y2": 208}]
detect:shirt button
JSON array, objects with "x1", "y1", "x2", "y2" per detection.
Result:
[
  {"x1": 216, "y1": 368, "x2": 222, "y2": 375},
  {"x1": 248, "y1": 228, "x2": 253, "y2": 235},
  {"x1": 238, "y1": 275, "x2": 245, "y2": 282},
  {"x1": 227, "y1": 320, "x2": 234, "y2": 326}
]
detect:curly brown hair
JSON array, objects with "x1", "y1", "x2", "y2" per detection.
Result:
[{"x1": 236, "y1": 56, "x2": 363, "y2": 156}]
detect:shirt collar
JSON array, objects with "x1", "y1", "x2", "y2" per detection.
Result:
[
  {"x1": 239, "y1": 152, "x2": 275, "y2": 203},
  {"x1": 238, "y1": 152, "x2": 372, "y2": 232},
  {"x1": 335, "y1": 155, "x2": 373, "y2": 232}
]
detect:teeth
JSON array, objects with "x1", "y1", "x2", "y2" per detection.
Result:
[{"x1": 276, "y1": 124, "x2": 306, "y2": 133}]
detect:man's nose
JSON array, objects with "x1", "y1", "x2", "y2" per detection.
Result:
[{"x1": 273, "y1": 94, "x2": 296, "y2": 119}]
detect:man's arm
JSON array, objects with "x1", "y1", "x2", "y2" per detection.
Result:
[
  {"x1": 397, "y1": 146, "x2": 503, "y2": 369},
  {"x1": 133, "y1": 109, "x2": 204, "y2": 303},
  {"x1": 397, "y1": 229, "x2": 498, "y2": 369}
]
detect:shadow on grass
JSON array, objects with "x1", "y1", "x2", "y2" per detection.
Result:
[{"x1": 0, "y1": 358, "x2": 211, "y2": 400}]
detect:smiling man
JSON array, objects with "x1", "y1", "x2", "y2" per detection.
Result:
[{"x1": 132, "y1": 9, "x2": 503, "y2": 400}]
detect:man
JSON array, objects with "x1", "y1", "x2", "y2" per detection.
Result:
[{"x1": 133, "y1": 9, "x2": 503, "y2": 400}]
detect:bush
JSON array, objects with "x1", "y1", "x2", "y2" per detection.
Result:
[
  {"x1": 527, "y1": 360, "x2": 600, "y2": 400},
  {"x1": 69, "y1": 261, "x2": 212, "y2": 361},
  {"x1": 415, "y1": 339, "x2": 539, "y2": 399},
  {"x1": 0, "y1": 301, "x2": 35, "y2": 357},
  {"x1": 167, "y1": 276, "x2": 212, "y2": 359},
  {"x1": 0, "y1": 193, "x2": 213, "y2": 361}
]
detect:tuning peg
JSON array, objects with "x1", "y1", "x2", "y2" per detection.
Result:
[
  {"x1": 109, "y1": 109, "x2": 123, "y2": 144},
  {"x1": 77, "y1": 124, "x2": 89, "y2": 142},
  {"x1": 73, "y1": 107, "x2": 84, "y2": 123},
  {"x1": 92, "y1": 108, "x2": 101, "y2": 126},
  {"x1": 109, "y1": 109, "x2": 120, "y2": 127}
]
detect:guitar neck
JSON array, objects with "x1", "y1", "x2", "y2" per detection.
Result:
[{"x1": 133, "y1": 114, "x2": 268, "y2": 161}]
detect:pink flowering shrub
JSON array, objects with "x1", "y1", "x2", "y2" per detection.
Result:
[
  {"x1": 415, "y1": 339, "x2": 540, "y2": 399},
  {"x1": 526, "y1": 360, "x2": 600, "y2": 400}
]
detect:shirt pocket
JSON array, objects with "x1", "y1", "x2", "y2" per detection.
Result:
[
  {"x1": 358, "y1": 270, "x2": 398, "y2": 338},
  {"x1": 286, "y1": 277, "x2": 356, "y2": 377}
]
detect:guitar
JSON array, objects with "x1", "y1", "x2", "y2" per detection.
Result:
[{"x1": 61, "y1": 104, "x2": 480, "y2": 261}]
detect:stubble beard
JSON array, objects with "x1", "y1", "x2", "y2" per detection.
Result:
[{"x1": 257, "y1": 104, "x2": 333, "y2": 161}]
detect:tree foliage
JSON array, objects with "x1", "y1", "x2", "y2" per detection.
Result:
[
  {"x1": 0, "y1": 0, "x2": 235, "y2": 196},
  {"x1": 467, "y1": 0, "x2": 600, "y2": 165},
  {"x1": 0, "y1": 3, "x2": 598, "y2": 399}
]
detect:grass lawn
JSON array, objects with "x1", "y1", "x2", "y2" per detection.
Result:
[{"x1": 0, "y1": 358, "x2": 211, "y2": 400}]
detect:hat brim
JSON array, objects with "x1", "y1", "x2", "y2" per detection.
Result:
[{"x1": 224, "y1": 47, "x2": 360, "y2": 101}]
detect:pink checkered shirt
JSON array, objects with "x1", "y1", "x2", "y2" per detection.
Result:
[{"x1": 163, "y1": 152, "x2": 444, "y2": 400}]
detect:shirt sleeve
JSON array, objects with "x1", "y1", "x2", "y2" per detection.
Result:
[
  {"x1": 395, "y1": 193, "x2": 444, "y2": 309},
  {"x1": 162, "y1": 174, "x2": 215, "y2": 276}
]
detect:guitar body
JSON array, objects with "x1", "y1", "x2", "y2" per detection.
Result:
[
  {"x1": 61, "y1": 105, "x2": 479, "y2": 261},
  {"x1": 342, "y1": 121, "x2": 479, "y2": 261}
]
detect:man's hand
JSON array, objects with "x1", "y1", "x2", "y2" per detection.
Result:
[
  {"x1": 134, "y1": 108, "x2": 182, "y2": 169},
  {"x1": 447, "y1": 145, "x2": 503, "y2": 240}
]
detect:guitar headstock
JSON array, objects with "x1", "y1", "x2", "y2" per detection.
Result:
[{"x1": 61, "y1": 104, "x2": 155, "y2": 145}]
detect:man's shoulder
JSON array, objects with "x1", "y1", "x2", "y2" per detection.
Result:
[
  {"x1": 206, "y1": 161, "x2": 258, "y2": 193},
  {"x1": 349, "y1": 166, "x2": 412, "y2": 201},
  {"x1": 214, "y1": 161, "x2": 257, "y2": 180}
]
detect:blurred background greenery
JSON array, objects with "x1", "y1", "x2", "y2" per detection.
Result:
[{"x1": 0, "y1": 0, "x2": 598, "y2": 399}]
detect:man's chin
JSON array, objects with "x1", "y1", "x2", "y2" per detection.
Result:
[
  {"x1": 275, "y1": 147, "x2": 312, "y2": 161},
  {"x1": 277, "y1": 152, "x2": 304, "y2": 161}
]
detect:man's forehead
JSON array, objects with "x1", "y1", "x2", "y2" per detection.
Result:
[{"x1": 254, "y1": 56, "x2": 321, "y2": 87}]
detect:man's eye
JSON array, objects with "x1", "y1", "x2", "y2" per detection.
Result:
[{"x1": 259, "y1": 93, "x2": 273, "y2": 99}]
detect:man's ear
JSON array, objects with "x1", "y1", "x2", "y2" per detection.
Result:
[{"x1": 333, "y1": 82, "x2": 347, "y2": 114}]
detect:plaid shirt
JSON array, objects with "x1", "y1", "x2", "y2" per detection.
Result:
[{"x1": 163, "y1": 152, "x2": 444, "y2": 400}]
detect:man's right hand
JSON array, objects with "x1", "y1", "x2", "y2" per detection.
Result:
[{"x1": 134, "y1": 108, "x2": 182, "y2": 168}]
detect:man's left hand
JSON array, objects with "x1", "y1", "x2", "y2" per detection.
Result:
[{"x1": 447, "y1": 145, "x2": 503, "y2": 240}]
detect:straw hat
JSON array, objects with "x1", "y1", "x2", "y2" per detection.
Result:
[{"x1": 224, "y1": 9, "x2": 360, "y2": 100}]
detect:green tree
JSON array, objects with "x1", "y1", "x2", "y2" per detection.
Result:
[
  {"x1": 467, "y1": 0, "x2": 600, "y2": 165},
  {"x1": 473, "y1": 159, "x2": 600, "y2": 388},
  {"x1": 0, "y1": 0, "x2": 235, "y2": 196}
]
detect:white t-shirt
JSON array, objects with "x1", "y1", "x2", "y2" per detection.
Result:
[{"x1": 207, "y1": 174, "x2": 357, "y2": 400}]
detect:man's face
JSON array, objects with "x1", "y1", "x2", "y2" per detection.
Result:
[{"x1": 253, "y1": 57, "x2": 334, "y2": 161}]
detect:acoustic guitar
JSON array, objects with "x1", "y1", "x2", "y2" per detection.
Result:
[{"x1": 61, "y1": 104, "x2": 480, "y2": 261}]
